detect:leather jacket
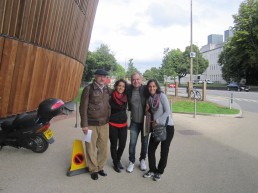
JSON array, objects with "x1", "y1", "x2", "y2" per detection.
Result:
[{"x1": 79, "y1": 81, "x2": 111, "y2": 127}]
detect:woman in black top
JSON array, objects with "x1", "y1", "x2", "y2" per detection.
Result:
[{"x1": 109, "y1": 79, "x2": 128, "y2": 173}]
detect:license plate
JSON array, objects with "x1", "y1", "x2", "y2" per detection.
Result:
[{"x1": 44, "y1": 129, "x2": 54, "y2": 140}]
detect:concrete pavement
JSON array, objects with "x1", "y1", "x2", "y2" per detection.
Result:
[{"x1": 1, "y1": 103, "x2": 258, "y2": 193}]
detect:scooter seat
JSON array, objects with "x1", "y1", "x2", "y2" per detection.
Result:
[
  {"x1": 12, "y1": 113, "x2": 38, "y2": 130},
  {"x1": 1, "y1": 121, "x2": 13, "y2": 131}
]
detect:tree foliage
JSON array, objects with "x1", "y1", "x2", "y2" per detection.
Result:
[
  {"x1": 183, "y1": 45, "x2": 209, "y2": 75},
  {"x1": 143, "y1": 67, "x2": 163, "y2": 82},
  {"x1": 113, "y1": 64, "x2": 126, "y2": 80},
  {"x1": 218, "y1": 0, "x2": 258, "y2": 84},
  {"x1": 161, "y1": 45, "x2": 208, "y2": 84},
  {"x1": 83, "y1": 44, "x2": 118, "y2": 81},
  {"x1": 125, "y1": 59, "x2": 140, "y2": 80}
]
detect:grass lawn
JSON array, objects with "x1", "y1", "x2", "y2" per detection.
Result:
[{"x1": 169, "y1": 96, "x2": 240, "y2": 114}]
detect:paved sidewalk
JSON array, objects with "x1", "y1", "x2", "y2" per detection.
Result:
[{"x1": 1, "y1": 105, "x2": 258, "y2": 193}]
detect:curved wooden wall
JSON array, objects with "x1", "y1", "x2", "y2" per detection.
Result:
[{"x1": 0, "y1": 0, "x2": 99, "y2": 118}]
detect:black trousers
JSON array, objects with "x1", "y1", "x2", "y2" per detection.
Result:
[
  {"x1": 148, "y1": 125, "x2": 174, "y2": 174},
  {"x1": 109, "y1": 125, "x2": 128, "y2": 164}
]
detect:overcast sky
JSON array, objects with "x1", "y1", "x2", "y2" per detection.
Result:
[{"x1": 89, "y1": 0, "x2": 244, "y2": 73}]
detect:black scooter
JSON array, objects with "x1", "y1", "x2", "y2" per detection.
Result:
[{"x1": 0, "y1": 98, "x2": 64, "y2": 153}]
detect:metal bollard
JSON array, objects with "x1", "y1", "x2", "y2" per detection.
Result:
[
  {"x1": 75, "y1": 102, "x2": 80, "y2": 128},
  {"x1": 229, "y1": 93, "x2": 233, "y2": 109},
  {"x1": 194, "y1": 97, "x2": 197, "y2": 118}
]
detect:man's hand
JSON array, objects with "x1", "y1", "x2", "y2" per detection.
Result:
[{"x1": 82, "y1": 127, "x2": 89, "y2": 135}]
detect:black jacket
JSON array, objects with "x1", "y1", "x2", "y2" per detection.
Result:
[{"x1": 109, "y1": 93, "x2": 127, "y2": 124}]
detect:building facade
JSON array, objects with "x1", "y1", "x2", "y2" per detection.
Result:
[
  {"x1": 199, "y1": 29, "x2": 233, "y2": 84},
  {"x1": 0, "y1": 0, "x2": 99, "y2": 118}
]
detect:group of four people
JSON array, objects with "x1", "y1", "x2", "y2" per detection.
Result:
[{"x1": 79, "y1": 69, "x2": 174, "y2": 181}]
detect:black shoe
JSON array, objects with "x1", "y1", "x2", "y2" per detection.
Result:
[
  {"x1": 91, "y1": 172, "x2": 98, "y2": 180},
  {"x1": 98, "y1": 170, "x2": 107, "y2": 176},
  {"x1": 118, "y1": 161, "x2": 124, "y2": 170},
  {"x1": 113, "y1": 164, "x2": 121, "y2": 173}
]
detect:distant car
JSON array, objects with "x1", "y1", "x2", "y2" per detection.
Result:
[
  {"x1": 193, "y1": 80, "x2": 198, "y2": 84},
  {"x1": 168, "y1": 83, "x2": 175, "y2": 88},
  {"x1": 227, "y1": 82, "x2": 250, "y2": 92},
  {"x1": 198, "y1": 80, "x2": 203, "y2": 84},
  {"x1": 205, "y1": 79, "x2": 213, "y2": 84}
]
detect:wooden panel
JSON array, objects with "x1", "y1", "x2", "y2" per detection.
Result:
[
  {"x1": 15, "y1": 0, "x2": 26, "y2": 37},
  {"x1": 33, "y1": 0, "x2": 45, "y2": 42},
  {"x1": 16, "y1": 43, "x2": 35, "y2": 112},
  {"x1": 19, "y1": 0, "x2": 32, "y2": 39},
  {"x1": 8, "y1": 0, "x2": 19, "y2": 36},
  {"x1": 30, "y1": 0, "x2": 42, "y2": 43},
  {"x1": 0, "y1": 38, "x2": 84, "y2": 118},
  {"x1": 0, "y1": 0, "x2": 99, "y2": 117},
  {"x1": 0, "y1": 39, "x2": 18, "y2": 116},
  {"x1": 0, "y1": 0, "x2": 99, "y2": 63},
  {"x1": 27, "y1": 47, "x2": 48, "y2": 108},
  {"x1": 0, "y1": 37, "x2": 5, "y2": 108},
  {"x1": 65, "y1": 4, "x2": 75, "y2": 54},
  {"x1": 39, "y1": 0, "x2": 51, "y2": 45},
  {"x1": 25, "y1": 0, "x2": 36, "y2": 40},
  {"x1": 0, "y1": 0, "x2": 7, "y2": 34},
  {"x1": 61, "y1": 0, "x2": 74, "y2": 53},
  {"x1": 2, "y1": 0, "x2": 13, "y2": 34},
  {"x1": 51, "y1": 0, "x2": 63, "y2": 48},
  {"x1": 7, "y1": 41, "x2": 29, "y2": 113},
  {"x1": 45, "y1": 0, "x2": 56, "y2": 47}
]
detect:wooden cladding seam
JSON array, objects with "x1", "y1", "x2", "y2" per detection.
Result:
[
  {"x1": 0, "y1": 37, "x2": 84, "y2": 118},
  {"x1": 0, "y1": 0, "x2": 99, "y2": 63}
]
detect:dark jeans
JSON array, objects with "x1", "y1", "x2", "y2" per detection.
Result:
[
  {"x1": 109, "y1": 125, "x2": 128, "y2": 164},
  {"x1": 148, "y1": 125, "x2": 174, "y2": 174},
  {"x1": 128, "y1": 121, "x2": 149, "y2": 163}
]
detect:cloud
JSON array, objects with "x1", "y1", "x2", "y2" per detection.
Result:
[
  {"x1": 89, "y1": 0, "x2": 244, "y2": 73},
  {"x1": 146, "y1": 2, "x2": 189, "y2": 28}
]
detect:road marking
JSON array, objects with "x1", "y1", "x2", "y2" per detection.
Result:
[{"x1": 208, "y1": 96, "x2": 258, "y2": 103}]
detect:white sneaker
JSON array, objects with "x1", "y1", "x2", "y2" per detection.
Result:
[
  {"x1": 140, "y1": 159, "x2": 147, "y2": 171},
  {"x1": 126, "y1": 162, "x2": 135, "y2": 173}
]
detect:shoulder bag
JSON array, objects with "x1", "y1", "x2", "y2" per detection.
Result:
[{"x1": 152, "y1": 116, "x2": 169, "y2": 142}]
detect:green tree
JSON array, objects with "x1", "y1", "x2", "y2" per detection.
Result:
[
  {"x1": 161, "y1": 45, "x2": 208, "y2": 84},
  {"x1": 143, "y1": 67, "x2": 163, "y2": 82},
  {"x1": 183, "y1": 44, "x2": 209, "y2": 76},
  {"x1": 83, "y1": 44, "x2": 118, "y2": 81},
  {"x1": 161, "y1": 48, "x2": 186, "y2": 84},
  {"x1": 113, "y1": 64, "x2": 126, "y2": 80},
  {"x1": 125, "y1": 58, "x2": 140, "y2": 80},
  {"x1": 218, "y1": 0, "x2": 258, "y2": 84}
]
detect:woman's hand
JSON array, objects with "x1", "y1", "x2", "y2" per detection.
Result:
[
  {"x1": 145, "y1": 103, "x2": 150, "y2": 113},
  {"x1": 152, "y1": 120, "x2": 157, "y2": 128}
]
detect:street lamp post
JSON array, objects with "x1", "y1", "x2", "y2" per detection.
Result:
[{"x1": 190, "y1": 0, "x2": 193, "y2": 82}]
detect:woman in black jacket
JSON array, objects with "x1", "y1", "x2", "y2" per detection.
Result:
[{"x1": 109, "y1": 79, "x2": 128, "y2": 173}]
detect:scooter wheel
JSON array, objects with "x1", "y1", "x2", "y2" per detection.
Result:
[{"x1": 30, "y1": 135, "x2": 49, "y2": 153}]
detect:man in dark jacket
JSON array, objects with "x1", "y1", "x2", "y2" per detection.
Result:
[
  {"x1": 79, "y1": 69, "x2": 111, "y2": 180},
  {"x1": 126, "y1": 72, "x2": 149, "y2": 173}
]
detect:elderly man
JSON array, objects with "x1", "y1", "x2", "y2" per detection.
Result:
[{"x1": 79, "y1": 69, "x2": 111, "y2": 180}]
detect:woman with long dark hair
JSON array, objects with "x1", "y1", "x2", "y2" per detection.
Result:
[
  {"x1": 109, "y1": 79, "x2": 128, "y2": 173},
  {"x1": 143, "y1": 79, "x2": 175, "y2": 181}
]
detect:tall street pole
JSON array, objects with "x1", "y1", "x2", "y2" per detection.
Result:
[{"x1": 190, "y1": 0, "x2": 193, "y2": 82}]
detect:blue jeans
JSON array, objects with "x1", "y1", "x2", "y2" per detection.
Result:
[{"x1": 128, "y1": 121, "x2": 149, "y2": 163}]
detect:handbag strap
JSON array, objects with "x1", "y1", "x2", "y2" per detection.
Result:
[{"x1": 165, "y1": 116, "x2": 169, "y2": 126}]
